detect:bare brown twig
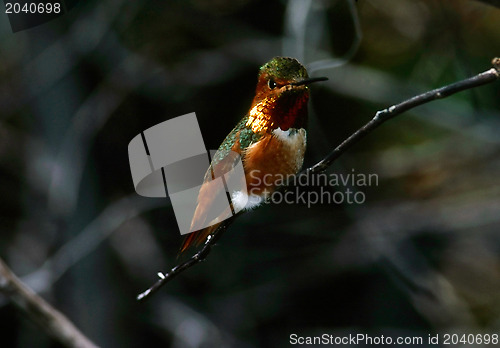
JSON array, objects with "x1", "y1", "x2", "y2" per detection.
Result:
[
  {"x1": 137, "y1": 217, "x2": 235, "y2": 301},
  {"x1": 0, "y1": 258, "x2": 99, "y2": 348},
  {"x1": 137, "y1": 58, "x2": 500, "y2": 301},
  {"x1": 308, "y1": 59, "x2": 500, "y2": 174}
]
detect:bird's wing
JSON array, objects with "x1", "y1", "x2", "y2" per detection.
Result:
[{"x1": 179, "y1": 116, "x2": 262, "y2": 253}]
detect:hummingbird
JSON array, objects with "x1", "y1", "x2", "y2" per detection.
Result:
[{"x1": 180, "y1": 57, "x2": 327, "y2": 253}]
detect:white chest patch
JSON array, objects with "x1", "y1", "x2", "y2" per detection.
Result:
[
  {"x1": 231, "y1": 190, "x2": 263, "y2": 212},
  {"x1": 272, "y1": 127, "x2": 306, "y2": 145}
]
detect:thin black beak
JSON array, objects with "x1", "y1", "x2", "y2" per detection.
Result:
[{"x1": 291, "y1": 76, "x2": 328, "y2": 86}]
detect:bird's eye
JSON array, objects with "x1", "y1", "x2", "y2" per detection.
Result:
[{"x1": 268, "y1": 79, "x2": 277, "y2": 89}]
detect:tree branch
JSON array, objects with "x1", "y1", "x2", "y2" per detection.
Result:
[
  {"x1": 137, "y1": 218, "x2": 234, "y2": 301},
  {"x1": 308, "y1": 59, "x2": 500, "y2": 174},
  {"x1": 0, "y1": 258, "x2": 99, "y2": 348},
  {"x1": 137, "y1": 57, "x2": 500, "y2": 301}
]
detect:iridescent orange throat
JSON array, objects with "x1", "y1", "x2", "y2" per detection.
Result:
[{"x1": 246, "y1": 88, "x2": 309, "y2": 133}]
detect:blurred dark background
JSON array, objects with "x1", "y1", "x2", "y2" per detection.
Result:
[{"x1": 0, "y1": 0, "x2": 499, "y2": 347}]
